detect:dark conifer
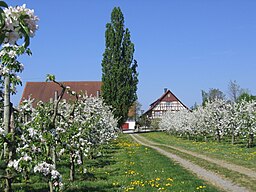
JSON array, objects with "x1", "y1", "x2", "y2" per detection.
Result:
[{"x1": 101, "y1": 7, "x2": 138, "y2": 127}]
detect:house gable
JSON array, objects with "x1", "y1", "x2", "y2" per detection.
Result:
[{"x1": 145, "y1": 89, "x2": 188, "y2": 119}]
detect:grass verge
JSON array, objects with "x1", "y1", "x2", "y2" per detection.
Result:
[
  {"x1": 159, "y1": 145, "x2": 256, "y2": 192},
  {"x1": 10, "y1": 134, "x2": 220, "y2": 192},
  {"x1": 140, "y1": 132, "x2": 256, "y2": 171}
]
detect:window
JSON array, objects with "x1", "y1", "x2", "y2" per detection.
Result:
[{"x1": 154, "y1": 111, "x2": 161, "y2": 117}]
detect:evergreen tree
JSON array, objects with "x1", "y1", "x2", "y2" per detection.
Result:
[{"x1": 101, "y1": 7, "x2": 138, "y2": 127}]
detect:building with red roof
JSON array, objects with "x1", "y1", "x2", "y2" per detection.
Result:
[{"x1": 144, "y1": 88, "x2": 189, "y2": 119}]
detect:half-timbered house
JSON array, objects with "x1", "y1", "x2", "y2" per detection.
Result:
[{"x1": 144, "y1": 88, "x2": 189, "y2": 119}]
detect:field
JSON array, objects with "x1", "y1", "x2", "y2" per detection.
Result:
[
  {"x1": 11, "y1": 134, "x2": 220, "y2": 192},
  {"x1": 139, "y1": 132, "x2": 256, "y2": 191},
  {"x1": 140, "y1": 132, "x2": 256, "y2": 170}
]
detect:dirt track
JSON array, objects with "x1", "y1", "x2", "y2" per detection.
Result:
[{"x1": 130, "y1": 134, "x2": 250, "y2": 192}]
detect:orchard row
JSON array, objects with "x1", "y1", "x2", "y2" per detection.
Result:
[{"x1": 160, "y1": 99, "x2": 256, "y2": 148}]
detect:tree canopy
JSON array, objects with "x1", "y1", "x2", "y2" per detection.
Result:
[
  {"x1": 202, "y1": 88, "x2": 225, "y2": 106},
  {"x1": 101, "y1": 7, "x2": 138, "y2": 127}
]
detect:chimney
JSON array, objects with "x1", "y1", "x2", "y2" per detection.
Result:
[
  {"x1": 54, "y1": 91, "x2": 58, "y2": 101},
  {"x1": 164, "y1": 88, "x2": 168, "y2": 93},
  {"x1": 96, "y1": 90, "x2": 100, "y2": 97}
]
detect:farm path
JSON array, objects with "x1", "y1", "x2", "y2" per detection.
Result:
[
  {"x1": 130, "y1": 134, "x2": 250, "y2": 192},
  {"x1": 132, "y1": 134, "x2": 256, "y2": 180}
]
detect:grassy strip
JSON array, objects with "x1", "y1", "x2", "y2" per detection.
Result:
[
  {"x1": 140, "y1": 132, "x2": 256, "y2": 170},
  {"x1": 159, "y1": 145, "x2": 256, "y2": 192},
  {"x1": 11, "y1": 134, "x2": 220, "y2": 192}
]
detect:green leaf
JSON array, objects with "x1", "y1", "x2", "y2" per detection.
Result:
[
  {"x1": 19, "y1": 21, "x2": 30, "y2": 48},
  {"x1": 0, "y1": 33, "x2": 5, "y2": 45},
  {"x1": 46, "y1": 74, "x2": 55, "y2": 82},
  {"x1": 26, "y1": 48, "x2": 32, "y2": 56},
  {"x1": 0, "y1": 8, "x2": 4, "y2": 17},
  {"x1": 0, "y1": 160, "x2": 7, "y2": 169},
  {"x1": 24, "y1": 35, "x2": 30, "y2": 48},
  {"x1": 0, "y1": 8, "x2": 5, "y2": 28},
  {"x1": 0, "y1": 1, "x2": 8, "y2": 8}
]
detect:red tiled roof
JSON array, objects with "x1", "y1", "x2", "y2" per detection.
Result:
[{"x1": 20, "y1": 81, "x2": 102, "y2": 106}]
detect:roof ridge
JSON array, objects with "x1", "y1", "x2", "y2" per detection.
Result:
[{"x1": 26, "y1": 81, "x2": 102, "y2": 83}]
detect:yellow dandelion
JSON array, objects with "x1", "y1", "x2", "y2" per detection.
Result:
[
  {"x1": 165, "y1": 183, "x2": 172, "y2": 187},
  {"x1": 167, "y1": 178, "x2": 174, "y2": 182}
]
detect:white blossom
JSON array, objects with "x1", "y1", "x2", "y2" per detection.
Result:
[
  {"x1": 27, "y1": 127, "x2": 37, "y2": 137},
  {"x1": 8, "y1": 160, "x2": 21, "y2": 172},
  {"x1": 160, "y1": 98, "x2": 256, "y2": 144},
  {"x1": 51, "y1": 170, "x2": 60, "y2": 179},
  {"x1": 21, "y1": 153, "x2": 32, "y2": 161},
  {"x1": 59, "y1": 148, "x2": 65, "y2": 156},
  {"x1": 2, "y1": 4, "x2": 39, "y2": 44},
  {"x1": 0, "y1": 127, "x2": 5, "y2": 136},
  {"x1": 34, "y1": 162, "x2": 54, "y2": 176}
]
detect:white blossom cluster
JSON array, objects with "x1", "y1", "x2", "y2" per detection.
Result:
[
  {"x1": 0, "y1": 44, "x2": 24, "y2": 75},
  {"x1": 2, "y1": 4, "x2": 39, "y2": 44},
  {"x1": 8, "y1": 153, "x2": 32, "y2": 172},
  {"x1": 1, "y1": 84, "x2": 119, "y2": 191},
  {"x1": 34, "y1": 162, "x2": 63, "y2": 188},
  {"x1": 18, "y1": 97, "x2": 34, "y2": 113},
  {"x1": 34, "y1": 162, "x2": 54, "y2": 176},
  {"x1": 160, "y1": 99, "x2": 256, "y2": 143},
  {"x1": 10, "y1": 92, "x2": 118, "y2": 188},
  {"x1": 0, "y1": 44, "x2": 26, "y2": 93},
  {"x1": 0, "y1": 3, "x2": 39, "y2": 95},
  {"x1": 56, "y1": 95, "x2": 118, "y2": 161}
]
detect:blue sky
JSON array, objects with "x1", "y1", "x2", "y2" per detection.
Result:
[{"x1": 6, "y1": 0, "x2": 256, "y2": 110}]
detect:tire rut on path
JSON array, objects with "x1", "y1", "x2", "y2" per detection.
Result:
[
  {"x1": 130, "y1": 134, "x2": 250, "y2": 192},
  {"x1": 134, "y1": 134, "x2": 256, "y2": 180}
]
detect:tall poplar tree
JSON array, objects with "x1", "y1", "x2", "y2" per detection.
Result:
[{"x1": 101, "y1": 7, "x2": 138, "y2": 127}]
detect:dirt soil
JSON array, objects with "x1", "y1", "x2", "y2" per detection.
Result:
[{"x1": 130, "y1": 134, "x2": 251, "y2": 192}]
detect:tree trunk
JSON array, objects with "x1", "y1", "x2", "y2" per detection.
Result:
[
  {"x1": 9, "y1": 107, "x2": 15, "y2": 161},
  {"x1": 4, "y1": 168, "x2": 12, "y2": 192},
  {"x1": 216, "y1": 129, "x2": 221, "y2": 143},
  {"x1": 4, "y1": 176, "x2": 12, "y2": 192},
  {"x1": 70, "y1": 152, "x2": 75, "y2": 181},
  {"x1": 49, "y1": 181, "x2": 53, "y2": 192},
  {"x1": 204, "y1": 135, "x2": 208, "y2": 142},
  {"x1": 231, "y1": 130, "x2": 235, "y2": 145},
  {"x1": 186, "y1": 133, "x2": 190, "y2": 140},
  {"x1": 79, "y1": 150, "x2": 87, "y2": 174},
  {"x1": 3, "y1": 75, "x2": 13, "y2": 192},
  {"x1": 52, "y1": 146, "x2": 56, "y2": 169},
  {"x1": 3, "y1": 76, "x2": 10, "y2": 159},
  {"x1": 247, "y1": 134, "x2": 254, "y2": 148},
  {"x1": 4, "y1": 75, "x2": 10, "y2": 134}
]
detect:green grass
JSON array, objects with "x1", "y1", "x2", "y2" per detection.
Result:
[
  {"x1": 8, "y1": 134, "x2": 221, "y2": 192},
  {"x1": 159, "y1": 145, "x2": 256, "y2": 192},
  {"x1": 140, "y1": 132, "x2": 256, "y2": 171}
]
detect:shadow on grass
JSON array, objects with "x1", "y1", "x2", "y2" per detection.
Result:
[
  {"x1": 80, "y1": 171, "x2": 97, "y2": 181},
  {"x1": 64, "y1": 183, "x2": 118, "y2": 192},
  {"x1": 87, "y1": 158, "x2": 116, "y2": 169},
  {"x1": 13, "y1": 184, "x2": 48, "y2": 192},
  {"x1": 11, "y1": 142, "x2": 123, "y2": 192}
]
